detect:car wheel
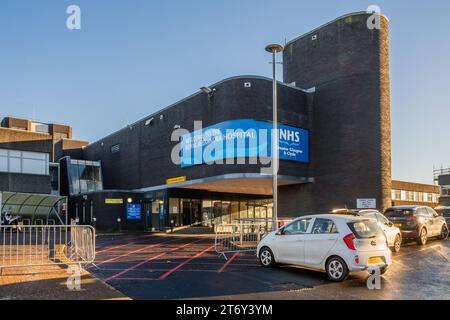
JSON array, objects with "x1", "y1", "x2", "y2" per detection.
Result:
[
  {"x1": 259, "y1": 247, "x2": 275, "y2": 267},
  {"x1": 439, "y1": 225, "x2": 449, "y2": 240},
  {"x1": 326, "y1": 257, "x2": 349, "y2": 282},
  {"x1": 417, "y1": 228, "x2": 428, "y2": 246},
  {"x1": 393, "y1": 234, "x2": 402, "y2": 253}
]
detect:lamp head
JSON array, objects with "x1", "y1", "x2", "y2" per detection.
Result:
[{"x1": 265, "y1": 44, "x2": 284, "y2": 53}]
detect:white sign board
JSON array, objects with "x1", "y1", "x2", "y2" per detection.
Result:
[{"x1": 357, "y1": 198, "x2": 377, "y2": 209}]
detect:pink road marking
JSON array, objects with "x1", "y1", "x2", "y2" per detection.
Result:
[
  {"x1": 97, "y1": 243, "x2": 137, "y2": 255},
  {"x1": 97, "y1": 237, "x2": 182, "y2": 266},
  {"x1": 96, "y1": 236, "x2": 163, "y2": 254},
  {"x1": 98, "y1": 262, "x2": 259, "y2": 271},
  {"x1": 217, "y1": 252, "x2": 239, "y2": 273},
  {"x1": 105, "y1": 239, "x2": 204, "y2": 281},
  {"x1": 157, "y1": 245, "x2": 215, "y2": 281},
  {"x1": 114, "y1": 278, "x2": 159, "y2": 281},
  {"x1": 96, "y1": 234, "x2": 151, "y2": 247}
]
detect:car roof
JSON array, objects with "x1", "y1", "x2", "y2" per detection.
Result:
[
  {"x1": 294, "y1": 214, "x2": 369, "y2": 222},
  {"x1": 387, "y1": 205, "x2": 421, "y2": 210}
]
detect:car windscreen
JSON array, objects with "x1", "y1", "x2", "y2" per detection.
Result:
[
  {"x1": 384, "y1": 209, "x2": 414, "y2": 218},
  {"x1": 347, "y1": 221, "x2": 384, "y2": 239}
]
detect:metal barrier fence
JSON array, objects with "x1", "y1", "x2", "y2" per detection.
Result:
[
  {"x1": 214, "y1": 219, "x2": 294, "y2": 259},
  {"x1": 0, "y1": 225, "x2": 96, "y2": 274},
  {"x1": 215, "y1": 223, "x2": 270, "y2": 259}
]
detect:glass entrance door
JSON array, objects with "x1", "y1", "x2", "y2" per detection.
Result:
[
  {"x1": 192, "y1": 200, "x2": 202, "y2": 225},
  {"x1": 182, "y1": 199, "x2": 191, "y2": 226},
  {"x1": 143, "y1": 202, "x2": 152, "y2": 231}
]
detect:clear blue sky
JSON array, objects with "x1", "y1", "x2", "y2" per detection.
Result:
[{"x1": 1, "y1": 0, "x2": 449, "y2": 184}]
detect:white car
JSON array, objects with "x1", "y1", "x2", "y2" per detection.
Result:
[
  {"x1": 257, "y1": 214, "x2": 392, "y2": 282},
  {"x1": 358, "y1": 210, "x2": 402, "y2": 253}
]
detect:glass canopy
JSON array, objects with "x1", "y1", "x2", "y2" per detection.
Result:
[{"x1": 0, "y1": 192, "x2": 67, "y2": 225}]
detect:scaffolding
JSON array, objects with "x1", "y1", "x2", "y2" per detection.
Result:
[{"x1": 434, "y1": 166, "x2": 450, "y2": 183}]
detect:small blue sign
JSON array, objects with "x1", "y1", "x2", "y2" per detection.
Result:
[
  {"x1": 126, "y1": 204, "x2": 142, "y2": 220},
  {"x1": 180, "y1": 119, "x2": 309, "y2": 167}
]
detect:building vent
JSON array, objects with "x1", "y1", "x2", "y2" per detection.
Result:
[
  {"x1": 111, "y1": 144, "x2": 120, "y2": 154},
  {"x1": 244, "y1": 82, "x2": 252, "y2": 88},
  {"x1": 311, "y1": 34, "x2": 317, "y2": 41}
]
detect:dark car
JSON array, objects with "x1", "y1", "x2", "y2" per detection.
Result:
[
  {"x1": 435, "y1": 206, "x2": 450, "y2": 226},
  {"x1": 384, "y1": 206, "x2": 449, "y2": 245}
]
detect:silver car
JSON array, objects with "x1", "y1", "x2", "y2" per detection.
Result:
[{"x1": 358, "y1": 210, "x2": 402, "y2": 253}]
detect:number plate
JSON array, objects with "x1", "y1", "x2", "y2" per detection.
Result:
[{"x1": 368, "y1": 257, "x2": 384, "y2": 265}]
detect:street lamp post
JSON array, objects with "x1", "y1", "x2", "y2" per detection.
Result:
[{"x1": 265, "y1": 44, "x2": 284, "y2": 228}]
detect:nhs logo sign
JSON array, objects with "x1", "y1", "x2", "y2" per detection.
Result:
[
  {"x1": 180, "y1": 119, "x2": 309, "y2": 167},
  {"x1": 278, "y1": 126, "x2": 308, "y2": 163},
  {"x1": 279, "y1": 129, "x2": 301, "y2": 143}
]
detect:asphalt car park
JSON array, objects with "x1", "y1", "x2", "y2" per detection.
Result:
[{"x1": 90, "y1": 232, "x2": 450, "y2": 300}]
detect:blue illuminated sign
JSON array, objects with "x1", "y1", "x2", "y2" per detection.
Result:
[
  {"x1": 126, "y1": 204, "x2": 142, "y2": 220},
  {"x1": 180, "y1": 119, "x2": 309, "y2": 167}
]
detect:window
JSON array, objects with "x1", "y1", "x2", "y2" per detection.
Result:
[
  {"x1": 111, "y1": 144, "x2": 120, "y2": 154},
  {"x1": 391, "y1": 190, "x2": 402, "y2": 200},
  {"x1": 417, "y1": 207, "x2": 429, "y2": 216},
  {"x1": 69, "y1": 159, "x2": 103, "y2": 195},
  {"x1": 347, "y1": 221, "x2": 383, "y2": 239},
  {"x1": 385, "y1": 208, "x2": 414, "y2": 218},
  {"x1": 376, "y1": 213, "x2": 390, "y2": 225},
  {"x1": 22, "y1": 158, "x2": 47, "y2": 175},
  {"x1": 433, "y1": 194, "x2": 439, "y2": 203},
  {"x1": 283, "y1": 218, "x2": 312, "y2": 235},
  {"x1": 0, "y1": 156, "x2": 7, "y2": 171},
  {"x1": 426, "y1": 207, "x2": 437, "y2": 217},
  {"x1": 34, "y1": 123, "x2": 49, "y2": 133},
  {"x1": 0, "y1": 149, "x2": 49, "y2": 175},
  {"x1": 239, "y1": 202, "x2": 248, "y2": 220},
  {"x1": 361, "y1": 212, "x2": 378, "y2": 221},
  {"x1": 401, "y1": 190, "x2": 406, "y2": 201},
  {"x1": 311, "y1": 218, "x2": 338, "y2": 234},
  {"x1": 417, "y1": 192, "x2": 424, "y2": 202},
  {"x1": 231, "y1": 202, "x2": 239, "y2": 222},
  {"x1": 50, "y1": 164, "x2": 59, "y2": 195}
]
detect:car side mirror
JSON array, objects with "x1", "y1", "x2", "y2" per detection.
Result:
[{"x1": 276, "y1": 228, "x2": 284, "y2": 236}]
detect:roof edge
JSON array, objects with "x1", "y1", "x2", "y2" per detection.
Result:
[
  {"x1": 285, "y1": 11, "x2": 389, "y2": 47},
  {"x1": 87, "y1": 75, "x2": 313, "y2": 147}
]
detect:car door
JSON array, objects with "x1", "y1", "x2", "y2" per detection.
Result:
[
  {"x1": 275, "y1": 218, "x2": 312, "y2": 265},
  {"x1": 303, "y1": 218, "x2": 340, "y2": 268},
  {"x1": 376, "y1": 213, "x2": 396, "y2": 245},
  {"x1": 426, "y1": 207, "x2": 441, "y2": 236}
]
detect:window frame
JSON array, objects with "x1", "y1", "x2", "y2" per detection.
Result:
[
  {"x1": 311, "y1": 218, "x2": 339, "y2": 235},
  {"x1": 282, "y1": 218, "x2": 313, "y2": 235}
]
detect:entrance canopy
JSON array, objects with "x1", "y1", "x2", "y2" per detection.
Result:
[
  {"x1": 139, "y1": 173, "x2": 314, "y2": 195},
  {"x1": 0, "y1": 192, "x2": 67, "y2": 225}
]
